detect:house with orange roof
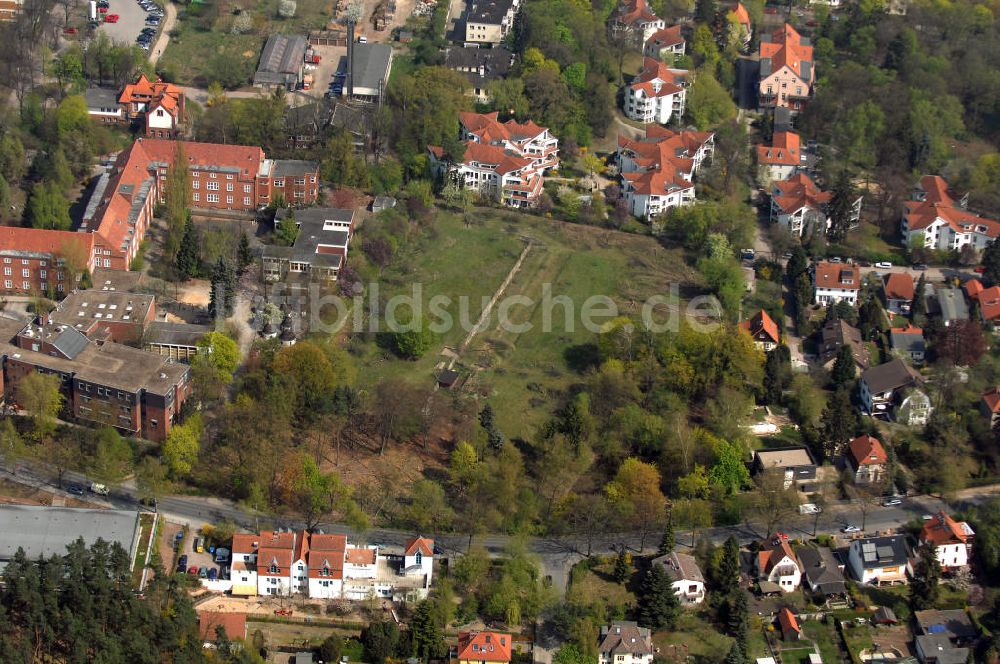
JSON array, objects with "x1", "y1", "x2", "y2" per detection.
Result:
[
  {"x1": 729, "y1": 2, "x2": 753, "y2": 48},
  {"x1": 963, "y1": 278, "x2": 984, "y2": 300},
  {"x1": 0, "y1": 227, "x2": 96, "y2": 296},
  {"x1": 403, "y1": 536, "x2": 435, "y2": 581},
  {"x1": 846, "y1": 434, "x2": 889, "y2": 485},
  {"x1": 198, "y1": 610, "x2": 247, "y2": 644},
  {"x1": 429, "y1": 112, "x2": 558, "y2": 208},
  {"x1": 755, "y1": 537, "x2": 802, "y2": 593},
  {"x1": 455, "y1": 630, "x2": 513, "y2": 664},
  {"x1": 979, "y1": 387, "x2": 1000, "y2": 426},
  {"x1": 611, "y1": 0, "x2": 665, "y2": 42},
  {"x1": 615, "y1": 125, "x2": 714, "y2": 221},
  {"x1": 919, "y1": 511, "x2": 975, "y2": 571},
  {"x1": 307, "y1": 533, "x2": 347, "y2": 599},
  {"x1": 769, "y1": 172, "x2": 855, "y2": 238},
  {"x1": 882, "y1": 273, "x2": 915, "y2": 314},
  {"x1": 643, "y1": 25, "x2": 685, "y2": 61},
  {"x1": 974, "y1": 284, "x2": 1000, "y2": 331},
  {"x1": 739, "y1": 309, "x2": 780, "y2": 351},
  {"x1": 902, "y1": 175, "x2": 1000, "y2": 253},
  {"x1": 623, "y1": 57, "x2": 689, "y2": 124},
  {"x1": 118, "y1": 74, "x2": 186, "y2": 138},
  {"x1": 777, "y1": 608, "x2": 801, "y2": 641},
  {"x1": 813, "y1": 261, "x2": 860, "y2": 305},
  {"x1": 756, "y1": 131, "x2": 802, "y2": 183},
  {"x1": 758, "y1": 24, "x2": 814, "y2": 112},
  {"x1": 257, "y1": 529, "x2": 297, "y2": 596}
]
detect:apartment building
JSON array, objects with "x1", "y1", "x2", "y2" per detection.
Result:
[
  {"x1": 643, "y1": 25, "x2": 685, "y2": 60},
  {"x1": 464, "y1": 0, "x2": 520, "y2": 44},
  {"x1": 226, "y1": 531, "x2": 434, "y2": 600},
  {"x1": 0, "y1": 227, "x2": 97, "y2": 296},
  {"x1": 812, "y1": 261, "x2": 860, "y2": 305},
  {"x1": 611, "y1": 0, "x2": 665, "y2": 42},
  {"x1": 616, "y1": 126, "x2": 714, "y2": 221},
  {"x1": 48, "y1": 290, "x2": 156, "y2": 344},
  {"x1": 459, "y1": 112, "x2": 560, "y2": 172},
  {"x1": 623, "y1": 57, "x2": 689, "y2": 124},
  {"x1": 768, "y1": 172, "x2": 855, "y2": 238},
  {"x1": 756, "y1": 131, "x2": 803, "y2": 183},
  {"x1": 0, "y1": 317, "x2": 190, "y2": 442},
  {"x1": 758, "y1": 24, "x2": 814, "y2": 111},
  {"x1": 901, "y1": 175, "x2": 1000, "y2": 253}
]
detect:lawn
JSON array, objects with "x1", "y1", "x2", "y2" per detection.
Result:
[
  {"x1": 351, "y1": 210, "x2": 700, "y2": 439},
  {"x1": 566, "y1": 558, "x2": 636, "y2": 613},
  {"x1": 652, "y1": 611, "x2": 734, "y2": 664},
  {"x1": 131, "y1": 512, "x2": 157, "y2": 589},
  {"x1": 801, "y1": 619, "x2": 843, "y2": 664}
]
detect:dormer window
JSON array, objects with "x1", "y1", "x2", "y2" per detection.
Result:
[{"x1": 269, "y1": 564, "x2": 278, "y2": 574}]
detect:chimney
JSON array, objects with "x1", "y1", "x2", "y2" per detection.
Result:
[{"x1": 347, "y1": 20, "x2": 355, "y2": 98}]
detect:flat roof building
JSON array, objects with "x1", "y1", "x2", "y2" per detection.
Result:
[{"x1": 263, "y1": 208, "x2": 356, "y2": 284}]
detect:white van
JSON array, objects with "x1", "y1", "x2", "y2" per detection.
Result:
[{"x1": 90, "y1": 483, "x2": 110, "y2": 496}]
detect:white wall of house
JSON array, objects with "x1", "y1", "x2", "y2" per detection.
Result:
[
  {"x1": 625, "y1": 186, "x2": 695, "y2": 220},
  {"x1": 671, "y1": 578, "x2": 705, "y2": 604},
  {"x1": 814, "y1": 285, "x2": 858, "y2": 306},
  {"x1": 932, "y1": 542, "x2": 969, "y2": 569},
  {"x1": 403, "y1": 549, "x2": 433, "y2": 584},
  {"x1": 148, "y1": 107, "x2": 175, "y2": 130},
  {"x1": 307, "y1": 577, "x2": 344, "y2": 598},
  {"x1": 624, "y1": 87, "x2": 685, "y2": 124},
  {"x1": 257, "y1": 572, "x2": 292, "y2": 596}
]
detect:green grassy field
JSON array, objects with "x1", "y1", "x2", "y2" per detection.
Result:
[
  {"x1": 351, "y1": 210, "x2": 699, "y2": 439},
  {"x1": 653, "y1": 611, "x2": 734, "y2": 664}
]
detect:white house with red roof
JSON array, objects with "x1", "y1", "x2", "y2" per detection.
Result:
[
  {"x1": 846, "y1": 434, "x2": 889, "y2": 485},
  {"x1": 758, "y1": 24, "x2": 814, "y2": 112},
  {"x1": 623, "y1": 57, "x2": 689, "y2": 124},
  {"x1": 882, "y1": 273, "x2": 915, "y2": 315},
  {"x1": 755, "y1": 537, "x2": 802, "y2": 593},
  {"x1": 920, "y1": 511, "x2": 975, "y2": 572},
  {"x1": 756, "y1": 131, "x2": 802, "y2": 183},
  {"x1": 612, "y1": 0, "x2": 665, "y2": 42},
  {"x1": 615, "y1": 126, "x2": 714, "y2": 221},
  {"x1": 404, "y1": 536, "x2": 435, "y2": 581},
  {"x1": 643, "y1": 25, "x2": 685, "y2": 60},
  {"x1": 769, "y1": 172, "x2": 833, "y2": 237},
  {"x1": 429, "y1": 112, "x2": 558, "y2": 209},
  {"x1": 813, "y1": 261, "x2": 861, "y2": 305},
  {"x1": 455, "y1": 631, "x2": 512, "y2": 664},
  {"x1": 739, "y1": 309, "x2": 780, "y2": 351},
  {"x1": 256, "y1": 530, "x2": 297, "y2": 596},
  {"x1": 902, "y1": 175, "x2": 1000, "y2": 253},
  {"x1": 307, "y1": 533, "x2": 347, "y2": 599},
  {"x1": 118, "y1": 74, "x2": 185, "y2": 138},
  {"x1": 729, "y1": 2, "x2": 753, "y2": 49}
]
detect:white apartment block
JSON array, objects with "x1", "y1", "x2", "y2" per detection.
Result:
[
  {"x1": 623, "y1": 57, "x2": 688, "y2": 124},
  {"x1": 902, "y1": 175, "x2": 1000, "y2": 253}
]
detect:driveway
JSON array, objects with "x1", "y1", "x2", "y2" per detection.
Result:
[{"x1": 96, "y1": 0, "x2": 152, "y2": 47}]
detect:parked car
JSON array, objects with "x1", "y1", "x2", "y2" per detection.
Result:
[
  {"x1": 799, "y1": 503, "x2": 822, "y2": 514},
  {"x1": 207, "y1": 568, "x2": 218, "y2": 580},
  {"x1": 97, "y1": 6, "x2": 108, "y2": 12},
  {"x1": 198, "y1": 566, "x2": 208, "y2": 578},
  {"x1": 66, "y1": 483, "x2": 85, "y2": 496},
  {"x1": 145, "y1": 17, "x2": 159, "y2": 24},
  {"x1": 841, "y1": 525, "x2": 861, "y2": 533},
  {"x1": 63, "y1": 26, "x2": 78, "y2": 33},
  {"x1": 177, "y1": 554, "x2": 188, "y2": 570},
  {"x1": 975, "y1": 266, "x2": 986, "y2": 274},
  {"x1": 105, "y1": 14, "x2": 119, "y2": 21},
  {"x1": 912, "y1": 263, "x2": 927, "y2": 271},
  {"x1": 187, "y1": 566, "x2": 199, "y2": 576},
  {"x1": 89, "y1": 482, "x2": 110, "y2": 495},
  {"x1": 874, "y1": 261, "x2": 893, "y2": 269},
  {"x1": 741, "y1": 248, "x2": 755, "y2": 260},
  {"x1": 214, "y1": 547, "x2": 231, "y2": 563},
  {"x1": 882, "y1": 497, "x2": 902, "y2": 507},
  {"x1": 828, "y1": 256, "x2": 842, "y2": 263},
  {"x1": 194, "y1": 536, "x2": 205, "y2": 553}
]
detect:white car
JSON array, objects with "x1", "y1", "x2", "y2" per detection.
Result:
[
  {"x1": 841, "y1": 525, "x2": 861, "y2": 533},
  {"x1": 882, "y1": 497, "x2": 902, "y2": 507},
  {"x1": 799, "y1": 503, "x2": 822, "y2": 514},
  {"x1": 89, "y1": 483, "x2": 110, "y2": 496},
  {"x1": 875, "y1": 261, "x2": 893, "y2": 269}
]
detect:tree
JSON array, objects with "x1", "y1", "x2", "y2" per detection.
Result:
[
  {"x1": 135, "y1": 456, "x2": 167, "y2": 504},
  {"x1": 708, "y1": 439, "x2": 751, "y2": 494},
  {"x1": 831, "y1": 344, "x2": 857, "y2": 388},
  {"x1": 606, "y1": 458, "x2": 667, "y2": 549},
  {"x1": 89, "y1": 427, "x2": 133, "y2": 484},
  {"x1": 402, "y1": 479, "x2": 454, "y2": 533},
  {"x1": 291, "y1": 455, "x2": 367, "y2": 531},
  {"x1": 724, "y1": 641, "x2": 748, "y2": 664},
  {"x1": 162, "y1": 414, "x2": 202, "y2": 479},
  {"x1": 820, "y1": 388, "x2": 858, "y2": 460},
  {"x1": 983, "y1": 239, "x2": 1000, "y2": 288},
  {"x1": 25, "y1": 181, "x2": 71, "y2": 230},
  {"x1": 935, "y1": 320, "x2": 987, "y2": 366},
  {"x1": 163, "y1": 142, "x2": 191, "y2": 261},
  {"x1": 686, "y1": 69, "x2": 737, "y2": 130},
  {"x1": 274, "y1": 211, "x2": 298, "y2": 246},
  {"x1": 319, "y1": 636, "x2": 343, "y2": 664},
  {"x1": 479, "y1": 403, "x2": 505, "y2": 450},
  {"x1": 386, "y1": 315, "x2": 435, "y2": 360},
  {"x1": 208, "y1": 257, "x2": 236, "y2": 320},
  {"x1": 728, "y1": 590, "x2": 750, "y2": 658},
  {"x1": 695, "y1": 0, "x2": 717, "y2": 23},
  {"x1": 910, "y1": 540, "x2": 942, "y2": 610},
  {"x1": 410, "y1": 600, "x2": 445, "y2": 662},
  {"x1": 236, "y1": 231, "x2": 253, "y2": 274},
  {"x1": 827, "y1": 171, "x2": 859, "y2": 243},
  {"x1": 749, "y1": 470, "x2": 798, "y2": 537},
  {"x1": 763, "y1": 345, "x2": 792, "y2": 404},
  {"x1": 613, "y1": 548, "x2": 630, "y2": 584},
  {"x1": 362, "y1": 621, "x2": 400, "y2": 664},
  {"x1": 718, "y1": 536, "x2": 741, "y2": 596},
  {"x1": 15, "y1": 371, "x2": 63, "y2": 439},
  {"x1": 637, "y1": 564, "x2": 680, "y2": 630},
  {"x1": 658, "y1": 515, "x2": 675, "y2": 556},
  {"x1": 175, "y1": 214, "x2": 200, "y2": 280}
]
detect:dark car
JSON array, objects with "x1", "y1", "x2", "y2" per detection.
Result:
[
  {"x1": 66, "y1": 483, "x2": 85, "y2": 496},
  {"x1": 912, "y1": 263, "x2": 927, "y2": 271},
  {"x1": 432, "y1": 544, "x2": 444, "y2": 555},
  {"x1": 141, "y1": 27, "x2": 156, "y2": 34},
  {"x1": 207, "y1": 568, "x2": 218, "y2": 580},
  {"x1": 198, "y1": 566, "x2": 208, "y2": 578},
  {"x1": 177, "y1": 554, "x2": 188, "y2": 570}
]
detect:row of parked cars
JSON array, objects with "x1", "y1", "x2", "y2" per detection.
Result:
[
  {"x1": 135, "y1": 0, "x2": 163, "y2": 50},
  {"x1": 175, "y1": 532, "x2": 231, "y2": 581}
]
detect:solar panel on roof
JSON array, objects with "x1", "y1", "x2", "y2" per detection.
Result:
[{"x1": 876, "y1": 545, "x2": 894, "y2": 559}]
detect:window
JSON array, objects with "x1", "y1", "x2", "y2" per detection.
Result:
[
  {"x1": 274, "y1": 179, "x2": 285, "y2": 187},
  {"x1": 39, "y1": 270, "x2": 46, "y2": 279},
  {"x1": 294, "y1": 178, "x2": 305, "y2": 185},
  {"x1": 3, "y1": 280, "x2": 10, "y2": 289},
  {"x1": 21, "y1": 269, "x2": 29, "y2": 278},
  {"x1": 244, "y1": 184, "x2": 252, "y2": 193},
  {"x1": 57, "y1": 283, "x2": 64, "y2": 292},
  {"x1": 39, "y1": 261, "x2": 46, "y2": 267},
  {"x1": 192, "y1": 171, "x2": 200, "y2": 178},
  {"x1": 226, "y1": 174, "x2": 234, "y2": 180},
  {"x1": 269, "y1": 564, "x2": 278, "y2": 574},
  {"x1": 226, "y1": 183, "x2": 233, "y2": 192},
  {"x1": 210, "y1": 172, "x2": 217, "y2": 179},
  {"x1": 226, "y1": 196, "x2": 233, "y2": 204},
  {"x1": 207, "y1": 181, "x2": 219, "y2": 191},
  {"x1": 21, "y1": 281, "x2": 28, "y2": 290},
  {"x1": 244, "y1": 197, "x2": 251, "y2": 206},
  {"x1": 192, "y1": 180, "x2": 199, "y2": 189},
  {"x1": 150, "y1": 419, "x2": 158, "y2": 427},
  {"x1": 207, "y1": 194, "x2": 220, "y2": 203},
  {"x1": 193, "y1": 193, "x2": 200, "y2": 202},
  {"x1": 2, "y1": 258, "x2": 8, "y2": 263},
  {"x1": 310, "y1": 176, "x2": 317, "y2": 183},
  {"x1": 3, "y1": 268, "x2": 9, "y2": 276},
  {"x1": 21, "y1": 260, "x2": 27, "y2": 265}
]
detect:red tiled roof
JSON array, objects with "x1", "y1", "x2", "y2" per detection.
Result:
[
  {"x1": 814, "y1": 261, "x2": 860, "y2": 291},
  {"x1": 982, "y1": 387, "x2": 1000, "y2": 413},
  {"x1": 883, "y1": 273, "x2": 915, "y2": 301},
  {"x1": 616, "y1": 0, "x2": 660, "y2": 27},
  {"x1": 778, "y1": 608, "x2": 800, "y2": 634},
  {"x1": 758, "y1": 539, "x2": 799, "y2": 574},
  {"x1": 891, "y1": 324, "x2": 923, "y2": 335},
  {"x1": 307, "y1": 533, "x2": 346, "y2": 580},
  {"x1": 848, "y1": 434, "x2": 888, "y2": 467},
  {"x1": 964, "y1": 278, "x2": 984, "y2": 299},
  {"x1": 427, "y1": 145, "x2": 445, "y2": 159},
  {"x1": 921, "y1": 511, "x2": 973, "y2": 546},
  {"x1": 629, "y1": 57, "x2": 687, "y2": 98},
  {"x1": 732, "y1": 1, "x2": 751, "y2": 26},
  {"x1": 405, "y1": 536, "x2": 434, "y2": 556},
  {"x1": 978, "y1": 285, "x2": 1000, "y2": 321},
  {"x1": 231, "y1": 533, "x2": 259, "y2": 556},
  {"x1": 462, "y1": 142, "x2": 533, "y2": 175},
  {"x1": 645, "y1": 24, "x2": 683, "y2": 49},
  {"x1": 198, "y1": 611, "x2": 247, "y2": 641},
  {"x1": 137, "y1": 138, "x2": 264, "y2": 175},
  {"x1": 772, "y1": 172, "x2": 830, "y2": 215},
  {"x1": 457, "y1": 631, "x2": 513, "y2": 663},
  {"x1": 739, "y1": 309, "x2": 780, "y2": 344},
  {"x1": 618, "y1": 126, "x2": 712, "y2": 197},
  {"x1": 760, "y1": 23, "x2": 813, "y2": 82},
  {"x1": 345, "y1": 547, "x2": 376, "y2": 565},
  {"x1": 293, "y1": 529, "x2": 310, "y2": 563},
  {"x1": 119, "y1": 73, "x2": 182, "y2": 105},
  {"x1": 756, "y1": 131, "x2": 800, "y2": 166},
  {"x1": 458, "y1": 112, "x2": 549, "y2": 145},
  {"x1": 904, "y1": 175, "x2": 1000, "y2": 238},
  {"x1": 0, "y1": 227, "x2": 94, "y2": 264}
]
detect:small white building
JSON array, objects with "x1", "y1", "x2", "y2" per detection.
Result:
[
  {"x1": 652, "y1": 551, "x2": 705, "y2": 604},
  {"x1": 598, "y1": 621, "x2": 654, "y2": 664},
  {"x1": 920, "y1": 512, "x2": 975, "y2": 572},
  {"x1": 756, "y1": 538, "x2": 802, "y2": 593},
  {"x1": 847, "y1": 535, "x2": 911, "y2": 585}
]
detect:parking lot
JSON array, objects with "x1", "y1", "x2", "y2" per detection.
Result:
[
  {"x1": 96, "y1": 0, "x2": 161, "y2": 50},
  {"x1": 158, "y1": 523, "x2": 230, "y2": 581},
  {"x1": 303, "y1": 43, "x2": 347, "y2": 100}
]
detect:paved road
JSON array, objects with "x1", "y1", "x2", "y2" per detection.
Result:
[{"x1": 148, "y1": 1, "x2": 176, "y2": 65}]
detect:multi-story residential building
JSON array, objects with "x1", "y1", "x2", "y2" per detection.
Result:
[
  {"x1": 0, "y1": 317, "x2": 190, "y2": 442},
  {"x1": 652, "y1": 552, "x2": 706, "y2": 604},
  {"x1": 758, "y1": 24, "x2": 814, "y2": 112},
  {"x1": 643, "y1": 25, "x2": 685, "y2": 60},
  {"x1": 262, "y1": 208, "x2": 357, "y2": 283},
  {"x1": 0, "y1": 227, "x2": 97, "y2": 296},
  {"x1": 598, "y1": 622, "x2": 654, "y2": 664},
  {"x1": 920, "y1": 511, "x2": 975, "y2": 572},
  {"x1": 813, "y1": 261, "x2": 860, "y2": 305},
  {"x1": 770, "y1": 173, "x2": 858, "y2": 238},
  {"x1": 48, "y1": 290, "x2": 155, "y2": 344},
  {"x1": 464, "y1": 0, "x2": 520, "y2": 44},
  {"x1": 623, "y1": 57, "x2": 689, "y2": 124},
  {"x1": 738, "y1": 309, "x2": 780, "y2": 351},
  {"x1": 847, "y1": 434, "x2": 889, "y2": 485},
  {"x1": 455, "y1": 631, "x2": 512, "y2": 664},
  {"x1": 616, "y1": 126, "x2": 714, "y2": 221},
  {"x1": 118, "y1": 74, "x2": 185, "y2": 138},
  {"x1": 847, "y1": 535, "x2": 911, "y2": 585},
  {"x1": 859, "y1": 358, "x2": 931, "y2": 425},
  {"x1": 429, "y1": 112, "x2": 559, "y2": 209},
  {"x1": 224, "y1": 531, "x2": 434, "y2": 600},
  {"x1": 755, "y1": 537, "x2": 802, "y2": 593},
  {"x1": 901, "y1": 175, "x2": 1000, "y2": 253},
  {"x1": 756, "y1": 131, "x2": 802, "y2": 183},
  {"x1": 611, "y1": 0, "x2": 665, "y2": 42}
]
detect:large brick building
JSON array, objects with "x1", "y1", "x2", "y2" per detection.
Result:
[
  {"x1": 0, "y1": 227, "x2": 96, "y2": 297},
  {"x1": 0, "y1": 316, "x2": 190, "y2": 442}
]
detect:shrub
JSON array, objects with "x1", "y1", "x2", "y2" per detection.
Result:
[{"x1": 277, "y1": 0, "x2": 296, "y2": 17}]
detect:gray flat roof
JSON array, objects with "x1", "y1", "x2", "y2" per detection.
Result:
[
  {"x1": 145, "y1": 321, "x2": 210, "y2": 348},
  {"x1": 349, "y1": 43, "x2": 392, "y2": 95},
  {"x1": 85, "y1": 87, "x2": 120, "y2": 109},
  {"x1": 0, "y1": 505, "x2": 141, "y2": 567}
]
